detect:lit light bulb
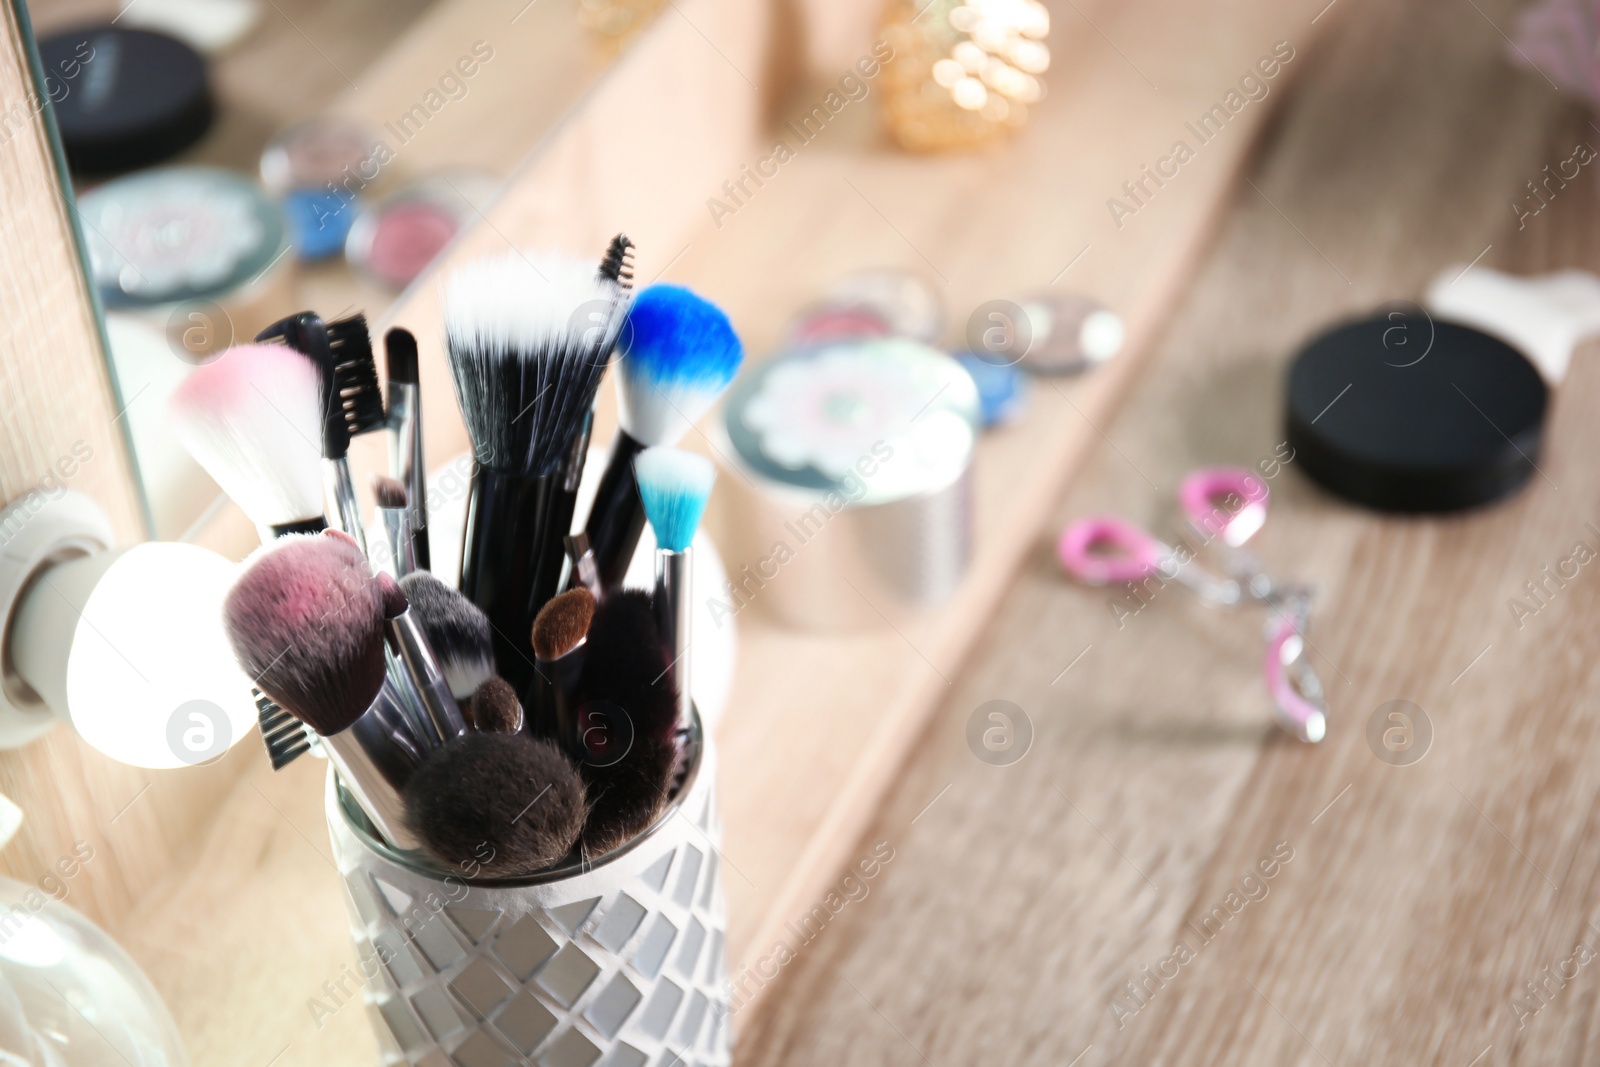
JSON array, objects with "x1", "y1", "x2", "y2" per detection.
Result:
[
  {"x1": 952, "y1": 76, "x2": 989, "y2": 110},
  {"x1": 0, "y1": 495, "x2": 255, "y2": 770}
]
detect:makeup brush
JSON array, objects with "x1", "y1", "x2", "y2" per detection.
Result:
[
  {"x1": 170, "y1": 343, "x2": 327, "y2": 539},
  {"x1": 636, "y1": 446, "x2": 715, "y2": 729},
  {"x1": 399, "y1": 571, "x2": 497, "y2": 703},
  {"x1": 468, "y1": 677, "x2": 524, "y2": 733},
  {"x1": 377, "y1": 572, "x2": 467, "y2": 747},
  {"x1": 255, "y1": 312, "x2": 387, "y2": 555},
  {"x1": 385, "y1": 327, "x2": 431, "y2": 570},
  {"x1": 443, "y1": 248, "x2": 628, "y2": 693},
  {"x1": 371, "y1": 474, "x2": 415, "y2": 578},
  {"x1": 224, "y1": 532, "x2": 420, "y2": 849},
  {"x1": 529, "y1": 587, "x2": 595, "y2": 746},
  {"x1": 404, "y1": 732, "x2": 586, "y2": 876},
  {"x1": 570, "y1": 589, "x2": 680, "y2": 856},
  {"x1": 563, "y1": 532, "x2": 604, "y2": 600},
  {"x1": 585, "y1": 284, "x2": 742, "y2": 588}
]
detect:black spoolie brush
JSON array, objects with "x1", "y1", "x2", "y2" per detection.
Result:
[
  {"x1": 569, "y1": 589, "x2": 680, "y2": 857},
  {"x1": 256, "y1": 311, "x2": 387, "y2": 555},
  {"x1": 224, "y1": 532, "x2": 422, "y2": 848},
  {"x1": 529, "y1": 587, "x2": 595, "y2": 746},
  {"x1": 399, "y1": 571, "x2": 496, "y2": 703},
  {"x1": 444, "y1": 246, "x2": 629, "y2": 694},
  {"x1": 404, "y1": 732, "x2": 586, "y2": 876}
]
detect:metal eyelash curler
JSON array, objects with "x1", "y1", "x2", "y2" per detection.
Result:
[{"x1": 1057, "y1": 467, "x2": 1328, "y2": 743}]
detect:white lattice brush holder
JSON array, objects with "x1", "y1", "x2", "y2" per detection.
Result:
[{"x1": 326, "y1": 729, "x2": 731, "y2": 1067}]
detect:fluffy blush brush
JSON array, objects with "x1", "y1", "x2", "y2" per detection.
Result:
[
  {"x1": 169, "y1": 343, "x2": 327, "y2": 538},
  {"x1": 224, "y1": 532, "x2": 418, "y2": 848},
  {"x1": 585, "y1": 284, "x2": 742, "y2": 588},
  {"x1": 444, "y1": 248, "x2": 628, "y2": 694}
]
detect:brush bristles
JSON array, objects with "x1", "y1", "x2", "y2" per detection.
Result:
[
  {"x1": 325, "y1": 314, "x2": 388, "y2": 440},
  {"x1": 599, "y1": 233, "x2": 635, "y2": 291},
  {"x1": 575, "y1": 590, "x2": 677, "y2": 743},
  {"x1": 578, "y1": 734, "x2": 677, "y2": 858},
  {"x1": 170, "y1": 344, "x2": 325, "y2": 527},
  {"x1": 372, "y1": 474, "x2": 408, "y2": 510},
  {"x1": 443, "y1": 253, "x2": 621, "y2": 476},
  {"x1": 635, "y1": 447, "x2": 715, "y2": 552},
  {"x1": 385, "y1": 327, "x2": 419, "y2": 386},
  {"x1": 617, "y1": 284, "x2": 743, "y2": 445},
  {"x1": 224, "y1": 533, "x2": 388, "y2": 736},
  {"x1": 469, "y1": 677, "x2": 524, "y2": 733},
  {"x1": 399, "y1": 572, "x2": 496, "y2": 699},
  {"x1": 405, "y1": 733, "x2": 586, "y2": 876},
  {"x1": 532, "y1": 588, "x2": 595, "y2": 660}
]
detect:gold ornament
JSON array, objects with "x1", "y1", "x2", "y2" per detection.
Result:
[{"x1": 879, "y1": 0, "x2": 1050, "y2": 152}]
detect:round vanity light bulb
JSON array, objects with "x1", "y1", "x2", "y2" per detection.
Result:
[{"x1": 12, "y1": 542, "x2": 255, "y2": 769}]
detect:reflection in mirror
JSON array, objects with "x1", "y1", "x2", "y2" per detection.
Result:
[{"x1": 22, "y1": 0, "x2": 664, "y2": 539}]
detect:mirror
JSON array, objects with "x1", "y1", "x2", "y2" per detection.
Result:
[{"x1": 19, "y1": 0, "x2": 663, "y2": 539}]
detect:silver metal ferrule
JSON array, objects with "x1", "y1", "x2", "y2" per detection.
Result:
[
  {"x1": 389, "y1": 382, "x2": 426, "y2": 546},
  {"x1": 387, "y1": 608, "x2": 468, "y2": 746},
  {"x1": 376, "y1": 506, "x2": 416, "y2": 578},
  {"x1": 327, "y1": 457, "x2": 367, "y2": 556},
  {"x1": 325, "y1": 689, "x2": 423, "y2": 851},
  {"x1": 654, "y1": 548, "x2": 693, "y2": 729}
]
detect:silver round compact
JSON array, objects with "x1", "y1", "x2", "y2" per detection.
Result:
[
  {"x1": 823, "y1": 269, "x2": 944, "y2": 343},
  {"x1": 718, "y1": 339, "x2": 980, "y2": 629}
]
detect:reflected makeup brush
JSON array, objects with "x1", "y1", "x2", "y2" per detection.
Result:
[
  {"x1": 169, "y1": 342, "x2": 327, "y2": 540},
  {"x1": 371, "y1": 474, "x2": 415, "y2": 578},
  {"x1": 635, "y1": 446, "x2": 715, "y2": 729},
  {"x1": 399, "y1": 571, "x2": 496, "y2": 704},
  {"x1": 404, "y1": 732, "x2": 586, "y2": 876},
  {"x1": 255, "y1": 312, "x2": 387, "y2": 554},
  {"x1": 468, "y1": 677, "x2": 524, "y2": 733},
  {"x1": 585, "y1": 284, "x2": 742, "y2": 588},
  {"x1": 223, "y1": 532, "x2": 420, "y2": 849},
  {"x1": 443, "y1": 248, "x2": 627, "y2": 693},
  {"x1": 384, "y1": 327, "x2": 431, "y2": 570},
  {"x1": 570, "y1": 589, "x2": 679, "y2": 857},
  {"x1": 530, "y1": 587, "x2": 595, "y2": 746}
]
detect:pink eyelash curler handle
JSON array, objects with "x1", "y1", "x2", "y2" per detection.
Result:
[
  {"x1": 1179, "y1": 467, "x2": 1269, "y2": 547},
  {"x1": 1264, "y1": 616, "x2": 1328, "y2": 743},
  {"x1": 1057, "y1": 516, "x2": 1165, "y2": 585}
]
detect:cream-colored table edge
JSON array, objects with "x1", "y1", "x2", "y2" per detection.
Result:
[{"x1": 129, "y1": 0, "x2": 1335, "y2": 1060}]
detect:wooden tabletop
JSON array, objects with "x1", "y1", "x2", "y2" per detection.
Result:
[{"x1": 736, "y1": 1, "x2": 1600, "y2": 1065}]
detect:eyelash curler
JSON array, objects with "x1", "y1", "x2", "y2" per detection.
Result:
[{"x1": 1057, "y1": 467, "x2": 1328, "y2": 743}]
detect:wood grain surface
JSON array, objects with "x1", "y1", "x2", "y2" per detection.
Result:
[{"x1": 735, "y1": 1, "x2": 1600, "y2": 1065}]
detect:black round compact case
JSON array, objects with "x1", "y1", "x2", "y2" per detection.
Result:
[
  {"x1": 38, "y1": 25, "x2": 213, "y2": 174},
  {"x1": 1285, "y1": 312, "x2": 1549, "y2": 512}
]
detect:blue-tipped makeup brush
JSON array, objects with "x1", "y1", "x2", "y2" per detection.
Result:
[
  {"x1": 635, "y1": 445, "x2": 716, "y2": 729},
  {"x1": 584, "y1": 285, "x2": 742, "y2": 589}
]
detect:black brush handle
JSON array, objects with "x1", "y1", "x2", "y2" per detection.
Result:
[
  {"x1": 459, "y1": 466, "x2": 579, "y2": 695},
  {"x1": 584, "y1": 430, "x2": 647, "y2": 589}
]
